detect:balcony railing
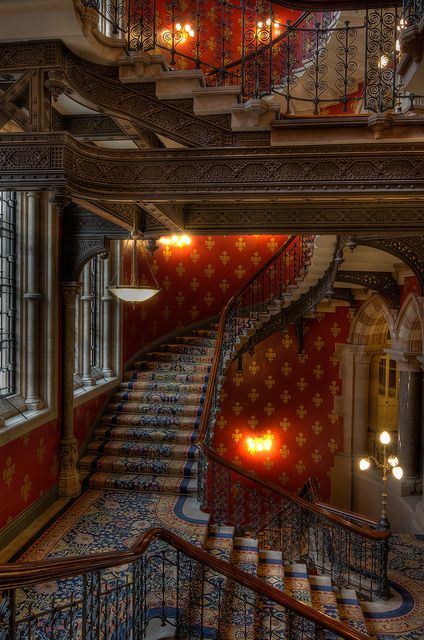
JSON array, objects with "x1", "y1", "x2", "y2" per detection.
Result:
[{"x1": 78, "y1": 0, "x2": 424, "y2": 113}]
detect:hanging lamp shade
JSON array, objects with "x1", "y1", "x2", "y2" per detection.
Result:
[{"x1": 109, "y1": 221, "x2": 160, "y2": 303}]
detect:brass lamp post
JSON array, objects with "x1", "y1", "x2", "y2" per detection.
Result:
[{"x1": 359, "y1": 431, "x2": 403, "y2": 531}]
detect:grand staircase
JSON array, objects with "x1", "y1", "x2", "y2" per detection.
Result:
[{"x1": 79, "y1": 330, "x2": 217, "y2": 496}]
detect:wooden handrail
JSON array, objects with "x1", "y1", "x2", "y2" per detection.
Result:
[
  {"x1": 198, "y1": 445, "x2": 389, "y2": 540},
  {"x1": 197, "y1": 233, "x2": 299, "y2": 446},
  {"x1": 315, "y1": 502, "x2": 380, "y2": 528},
  {"x1": 197, "y1": 233, "x2": 390, "y2": 543},
  {"x1": 0, "y1": 527, "x2": 371, "y2": 640}
]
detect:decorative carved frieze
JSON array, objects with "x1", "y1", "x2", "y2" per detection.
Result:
[
  {"x1": 353, "y1": 236, "x2": 424, "y2": 291},
  {"x1": 61, "y1": 203, "x2": 128, "y2": 281},
  {"x1": 336, "y1": 271, "x2": 400, "y2": 307}
]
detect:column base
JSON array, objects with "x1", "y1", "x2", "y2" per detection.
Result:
[
  {"x1": 58, "y1": 469, "x2": 81, "y2": 497},
  {"x1": 25, "y1": 397, "x2": 44, "y2": 411},
  {"x1": 101, "y1": 368, "x2": 113, "y2": 378},
  {"x1": 81, "y1": 376, "x2": 96, "y2": 388},
  {"x1": 58, "y1": 437, "x2": 81, "y2": 497}
]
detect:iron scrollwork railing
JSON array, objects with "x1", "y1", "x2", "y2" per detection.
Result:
[
  {"x1": 80, "y1": 0, "x2": 414, "y2": 112},
  {"x1": 197, "y1": 233, "x2": 391, "y2": 601},
  {"x1": 0, "y1": 528, "x2": 372, "y2": 640}
]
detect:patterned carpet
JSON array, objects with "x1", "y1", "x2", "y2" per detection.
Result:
[{"x1": 12, "y1": 327, "x2": 424, "y2": 638}]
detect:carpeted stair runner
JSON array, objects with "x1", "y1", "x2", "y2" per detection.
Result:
[
  {"x1": 195, "y1": 526, "x2": 374, "y2": 640},
  {"x1": 80, "y1": 329, "x2": 216, "y2": 496}
]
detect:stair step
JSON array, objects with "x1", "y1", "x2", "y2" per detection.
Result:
[
  {"x1": 309, "y1": 574, "x2": 341, "y2": 621},
  {"x1": 80, "y1": 454, "x2": 197, "y2": 477},
  {"x1": 256, "y1": 550, "x2": 287, "y2": 639},
  {"x1": 160, "y1": 343, "x2": 215, "y2": 356},
  {"x1": 137, "y1": 361, "x2": 211, "y2": 374},
  {"x1": 177, "y1": 336, "x2": 216, "y2": 348},
  {"x1": 144, "y1": 352, "x2": 213, "y2": 364},
  {"x1": 124, "y1": 370, "x2": 208, "y2": 383},
  {"x1": 87, "y1": 472, "x2": 197, "y2": 494},
  {"x1": 284, "y1": 563, "x2": 312, "y2": 605},
  {"x1": 95, "y1": 425, "x2": 196, "y2": 443},
  {"x1": 112, "y1": 391, "x2": 204, "y2": 405},
  {"x1": 101, "y1": 413, "x2": 200, "y2": 429},
  {"x1": 107, "y1": 402, "x2": 202, "y2": 417},
  {"x1": 88, "y1": 440, "x2": 198, "y2": 460},
  {"x1": 120, "y1": 380, "x2": 208, "y2": 394},
  {"x1": 223, "y1": 537, "x2": 259, "y2": 639},
  {"x1": 335, "y1": 588, "x2": 371, "y2": 636}
]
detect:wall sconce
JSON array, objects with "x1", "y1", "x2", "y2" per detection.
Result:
[
  {"x1": 158, "y1": 235, "x2": 191, "y2": 248},
  {"x1": 359, "y1": 430, "x2": 403, "y2": 530},
  {"x1": 246, "y1": 431, "x2": 274, "y2": 454}
]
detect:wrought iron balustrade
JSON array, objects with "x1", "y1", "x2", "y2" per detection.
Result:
[
  {"x1": 0, "y1": 527, "x2": 372, "y2": 639},
  {"x1": 196, "y1": 233, "x2": 391, "y2": 601},
  {"x1": 80, "y1": 0, "x2": 412, "y2": 113}
]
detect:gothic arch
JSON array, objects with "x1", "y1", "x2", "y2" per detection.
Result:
[
  {"x1": 393, "y1": 293, "x2": 424, "y2": 354},
  {"x1": 348, "y1": 294, "x2": 395, "y2": 346}
]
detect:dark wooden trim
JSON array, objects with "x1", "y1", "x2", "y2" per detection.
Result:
[{"x1": 0, "y1": 527, "x2": 372, "y2": 640}]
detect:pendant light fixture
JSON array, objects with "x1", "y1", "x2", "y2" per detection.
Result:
[{"x1": 109, "y1": 215, "x2": 160, "y2": 304}]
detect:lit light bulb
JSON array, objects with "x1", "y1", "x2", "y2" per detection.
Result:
[
  {"x1": 258, "y1": 21, "x2": 263, "y2": 28},
  {"x1": 266, "y1": 18, "x2": 271, "y2": 25},
  {"x1": 388, "y1": 455, "x2": 399, "y2": 467},
  {"x1": 380, "y1": 431, "x2": 391, "y2": 445},
  {"x1": 392, "y1": 466, "x2": 403, "y2": 480},
  {"x1": 359, "y1": 458, "x2": 371, "y2": 471},
  {"x1": 189, "y1": 30, "x2": 195, "y2": 37},
  {"x1": 176, "y1": 23, "x2": 182, "y2": 31},
  {"x1": 264, "y1": 438, "x2": 272, "y2": 451},
  {"x1": 256, "y1": 438, "x2": 264, "y2": 452},
  {"x1": 184, "y1": 23, "x2": 191, "y2": 32},
  {"x1": 246, "y1": 438, "x2": 255, "y2": 453},
  {"x1": 379, "y1": 55, "x2": 390, "y2": 69}
]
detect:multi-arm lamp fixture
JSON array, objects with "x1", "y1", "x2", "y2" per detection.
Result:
[
  {"x1": 109, "y1": 217, "x2": 160, "y2": 303},
  {"x1": 359, "y1": 431, "x2": 403, "y2": 530}
]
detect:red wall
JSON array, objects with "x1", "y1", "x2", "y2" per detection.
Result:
[
  {"x1": 215, "y1": 305, "x2": 354, "y2": 499},
  {"x1": 0, "y1": 393, "x2": 109, "y2": 531},
  {"x1": 122, "y1": 235, "x2": 288, "y2": 363}
]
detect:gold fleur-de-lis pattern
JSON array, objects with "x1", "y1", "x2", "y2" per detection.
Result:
[
  {"x1": 215, "y1": 306, "x2": 352, "y2": 498},
  {"x1": 122, "y1": 235, "x2": 288, "y2": 364}
]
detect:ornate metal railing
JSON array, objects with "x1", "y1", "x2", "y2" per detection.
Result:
[
  {"x1": 0, "y1": 528, "x2": 372, "y2": 640},
  {"x1": 197, "y1": 234, "x2": 391, "y2": 600},
  {"x1": 79, "y1": 0, "x2": 413, "y2": 112}
]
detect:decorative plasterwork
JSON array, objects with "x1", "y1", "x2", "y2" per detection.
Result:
[
  {"x1": 61, "y1": 204, "x2": 128, "y2": 281},
  {"x1": 2, "y1": 133, "x2": 424, "y2": 206},
  {"x1": 353, "y1": 236, "x2": 424, "y2": 291},
  {"x1": 336, "y1": 271, "x2": 400, "y2": 307}
]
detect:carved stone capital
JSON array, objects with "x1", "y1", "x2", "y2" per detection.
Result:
[
  {"x1": 60, "y1": 281, "x2": 81, "y2": 305},
  {"x1": 58, "y1": 436, "x2": 81, "y2": 497},
  {"x1": 49, "y1": 189, "x2": 72, "y2": 216},
  {"x1": 45, "y1": 70, "x2": 73, "y2": 104},
  {"x1": 368, "y1": 113, "x2": 392, "y2": 140},
  {"x1": 353, "y1": 346, "x2": 380, "y2": 364},
  {"x1": 386, "y1": 350, "x2": 421, "y2": 372}
]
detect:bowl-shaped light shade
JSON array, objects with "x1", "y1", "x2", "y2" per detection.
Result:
[
  {"x1": 392, "y1": 466, "x2": 403, "y2": 480},
  {"x1": 388, "y1": 455, "x2": 399, "y2": 467},
  {"x1": 359, "y1": 458, "x2": 371, "y2": 471},
  {"x1": 109, "y1": 285, "x2": 160, "y2": 303},
  {"x1": 379, "y1": 431, "x2": 391, "y2": 445}
]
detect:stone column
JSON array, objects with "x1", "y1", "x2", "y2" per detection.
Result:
[
  {"x1": 81, "y1": 263, "x2": 96, "y2": 387},
  {"x1": 352, "y1": 347, "x2": 376, "y2": 455},
  {"x1": 397, "y1": 355, "x2": 420, "y2": 486},
  {"x1": 101, "y1": 254, "x2": 114, "y2": 378},
  {"x1": 58, "y1": 282, "x2": 81, "y2": 497},
  {"x1": 23, "y1": 191, "x2": 44, "y2": 410}
]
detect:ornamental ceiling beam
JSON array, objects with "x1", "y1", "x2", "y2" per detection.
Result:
[{"x1": 1, "y1": 132, "x2": 424, "y2": 202}]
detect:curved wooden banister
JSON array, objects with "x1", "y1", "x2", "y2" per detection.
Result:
[
  {"x1": 315, "y1": 502, "x2": 381, "y2": 528},
  {"x1": 198, "y1": 445, "x2": 389, "y2": 541},
  {"x1": 197, "y1": 233, "x2": 300, "y2": 446},
  {"x1": 0, "y1": 527, "x2": 371, "y2": 640}
]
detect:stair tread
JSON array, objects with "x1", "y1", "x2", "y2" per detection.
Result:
[
  {"x1": 80, "y1": 454, "x2": 197, "y2": 477},
  {"x1": 95, "y1": 425, "x2": 196, "y2": 442},
  {"x1": 88, "y1": 471, "x2": 197, "y2": 494},
  {"x1": 88, "y1": 440, "x2": 198, "y2": 460}
]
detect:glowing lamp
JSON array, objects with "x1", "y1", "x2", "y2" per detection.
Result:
[
  {"x1": 359, "y1": 457, "x2": 371, "y2": 471},
  {"x1": 392, "y1": 466, "x2": 403, "y2": 480},
  {"x1": 388, "y1": 455, "x2": 399, "y2": 467},
  {"x1": 379, "y1": 431, "x2": 391, "y2": 445},
  {"x1": 246, "y1": 432, "x2": 273, "y2": 454},
  {"x1": 159, "y1": 235, "x2": 191, "y2": 248}
]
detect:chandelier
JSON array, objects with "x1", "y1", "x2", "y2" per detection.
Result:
[{"x1": 109, "y1": 216, "x2": 160, "y2": 304}]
